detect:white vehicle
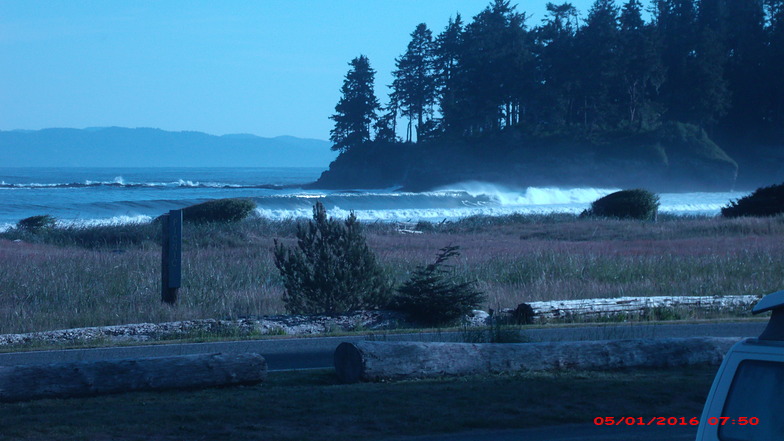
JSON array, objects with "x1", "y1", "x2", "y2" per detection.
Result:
[{"x1": 695, "y1": 290, "x2": 784, "y2": 441}]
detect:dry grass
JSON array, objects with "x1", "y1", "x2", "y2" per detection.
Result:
[{"x1": 1, "y1": 215, "x2": 783, "y2": 334}]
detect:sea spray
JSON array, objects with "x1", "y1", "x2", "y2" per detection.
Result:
[
  {"x1": 438, "y1": 182, "x2": 619, "y2": 206},
  {"x1": 0, "y1": 167, "x2": 750, "y2": 227}
]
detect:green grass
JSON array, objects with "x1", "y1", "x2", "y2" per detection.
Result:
[
  {"x1": 1, "y1": 215, "x2": 782, "y2": 335},
  {"x1": 0, "y1": 366, "x2": 717, "y2": 441}
]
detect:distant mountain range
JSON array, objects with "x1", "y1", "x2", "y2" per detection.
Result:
[{"x1": 0, "y1": 127, "x2": 337, "y2": 167}]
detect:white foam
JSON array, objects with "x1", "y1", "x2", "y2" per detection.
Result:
[
  {"x1": 57, "y1": 215, "x2": 154, "y2": 229},
  {"x1": 439, "y1": 182, "x2": 619, "y2": 206}
]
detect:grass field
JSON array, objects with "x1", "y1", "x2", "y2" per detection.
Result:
[
  {"x1": 1, "y1": 214, "x2": 783, "y2": 334},
  {"x1": 0, "y1": 366, "x2": 717, "y2": 441},
  {"x1": 0, "y1": 215, "x2": 764, "y2": 440}
]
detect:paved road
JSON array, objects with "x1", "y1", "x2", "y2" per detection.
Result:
[{"x1": 0, "y1": 321, "x2": 765, "y2": 370}]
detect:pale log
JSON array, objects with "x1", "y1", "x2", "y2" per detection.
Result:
[
  {"x1": 0, "y1": 352, "x2": 266, "y2": 402},
  {"x1": 334, "y1": 337, "x2": 740, "y2": 383},
  {"x1": 510, "y1": 295, "x2": 760, "y2": 320}
]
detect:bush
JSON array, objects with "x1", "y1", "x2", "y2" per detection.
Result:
[
  {"x1": 722, "y1": 183, "x2": 784, "y2": 218},
  {"x1": 392, "y1": 245, "x2": 485, "y2": 326},
  {"x1": 16, "y1": 215, "x2": 57, "y2": 232},
  {"x1": 273, "y1": 202, "x2": 390, "y2": 315},
  {"x1": 181, "y1": 198, "x2": 256, "y2": 223},
  {"x1": 581, "y1": 189, "x2": 660, "y2": 220}
]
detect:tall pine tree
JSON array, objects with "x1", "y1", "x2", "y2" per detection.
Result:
[
  {"x1": 654, "y1": 0, "x2": 699, "y2": 123},
  {"x1": 720, "y1": 0, "x2": 767, "y2": 140},
  {"x1": 434, "y1": 14, "x2": 464, "y2": 135},
  {"x1": 457, "y1": 0, "x2": 532, "y2": 134},
  {"x1": 576, "y1": 0, "x2": 621, "y2": 130},
  {"x1": 618, "y1": 0, "x2": 664, "y2": 129},
  {"x1": 689, "y1": 0, "x2": 730, "y2": 127},
  {"x1": 330, "y1": 55, "x2": 380, "y2": 152},
  {"x1": 764, "y1": 0, "x2": 784, "y2": 141},
  {"x1": 392, "y1": 23, "x2": 438, "y2": 143},
  {"x1": 534, "y1": 2, "x2": 581, "y2": 127}
]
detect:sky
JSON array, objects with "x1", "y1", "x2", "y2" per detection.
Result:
[{"x1": 1, "y1": 1, "x2": 594, "y2": 141}]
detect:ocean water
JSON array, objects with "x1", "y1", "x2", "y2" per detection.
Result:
[{"x1": 0, "y1": 167, "x2": 749, "y2": 231}]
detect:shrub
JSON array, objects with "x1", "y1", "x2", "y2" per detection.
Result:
[
  {"x1": 181, "y1": 198, "x2": 256, "y2": 223},
  {"x1": 273, "y1": 201, "x2": 390, "y2": 315},
  {"x1": 722, "y1": 183, "x2": 784, "y2": 218},
  {"x1": 392, "y1": 245, "x2": 485, "y2": 326},
  {"x1": 16, "y1": 215, "x2": 57, "y2": 232},
  {"x1": 581, "y1": 189, "x2": 660, "y2": 220}
]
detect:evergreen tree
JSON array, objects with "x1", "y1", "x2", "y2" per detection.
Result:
[
  {"x1": 273, "y1": 202, "x2": 390, "y2": 314},
  {"x1": 534, "y1": 2, "x2": 581, "y2": 127},
  {"x1": 373, "y1": 102, "x2": 400, "y2": 143},
  {"x1": 576, "y1": 0, "x2": 621, "y2": 130},
  {"x1": 321, "y1": 0, "x2": 783, "y2": 166},
  {"x1": 654, "y1": 0, "x2": 699, "y2": 122},
  {"x1": 720, "y1": 0, "x2": 767, "y2": 140},
  {"x1": 765, "y1": 0, "x2": 784, "y2": 141},
  {"x1": 329, "y1": 55, "x2": 380, "y2": 152},
  {"x1": 392, "y1": 23, "x2": 438, "y2": 142},
  {"x1": 457, "y1": 0, "x2": 533, "y2": 134},
  {"x1": 689, "y1": 0, "x2": 730, "y2": 127},
  {"x1": 433, "y1": 14, "x2": 464, "y2": 135},
  {"x1": 618, "y1": 0, "x2": 664, "y2": 129}
]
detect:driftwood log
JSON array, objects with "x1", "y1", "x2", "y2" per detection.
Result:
[
  {"x1": 503, "y1": 295, "x2": 760, "y2": 322},
  {"x1": 334, "y1": 337, "x2": 740, "y2": 383},
  {"x1": 0, "y1": 352, "x2": 267, "y2": 402}
]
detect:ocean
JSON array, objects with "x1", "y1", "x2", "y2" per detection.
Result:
[{"x1": 0, "y1": 167, "x2": 749, "y2": 231}]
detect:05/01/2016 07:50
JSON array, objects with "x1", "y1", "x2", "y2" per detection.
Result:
[{"x1": 593, "y1": 417, "x2": 760, "y2": 426}]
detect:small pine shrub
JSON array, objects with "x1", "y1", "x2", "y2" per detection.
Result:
[
  {"x1": 273, "y1": 202, "x2": 390, "y2": 315},
  {"x1": 581, "y1": 189, "x2": 659, "y2": 220},
  {"x1": 392, "y1": 245, "x2": 485, "y2": 326},
  {"x1": 16, "y1": 215, "x2": 57, "y2": 232},
  {"x1": 181, "y1": 198, "x2": 256, "y2": 223},
  {"x1": 722, "y1": 183, "x2": 784, "y2": 218}
]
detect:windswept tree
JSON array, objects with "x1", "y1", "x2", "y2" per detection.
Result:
[
  {"x1": 329, "y1": 55, "x2": 380, "y2": 152},
  {"x1": 392, "y1": 23, "x2": 438, "y2": 142}
]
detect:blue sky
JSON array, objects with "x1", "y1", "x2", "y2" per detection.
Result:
[{"x1": 1, "y1": 1, "x2": 594, "y2": 140}]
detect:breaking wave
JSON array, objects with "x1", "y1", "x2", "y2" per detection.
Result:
[{"x1": 0, "y1": 167, "x2": 748, "y2": 229}]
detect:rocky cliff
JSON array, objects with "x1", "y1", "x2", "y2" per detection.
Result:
[{"x1": 312, "y1": 123, "x2": 739, "y2": 193}]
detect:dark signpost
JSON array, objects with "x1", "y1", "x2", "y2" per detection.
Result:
[{"x1": 161, "y1": 209, "x2": 182, "y2": 304}]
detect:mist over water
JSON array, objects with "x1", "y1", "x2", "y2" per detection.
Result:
[{"x1": 0, "y1": 168, "x2": 749, "y2": 231}]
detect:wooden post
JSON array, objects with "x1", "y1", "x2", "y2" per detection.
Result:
[{"x1": 161, "y1": 209, "x2": 182, "y2": 304}]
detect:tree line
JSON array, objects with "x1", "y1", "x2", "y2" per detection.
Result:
[{"x1": 330, "y1": 0, "x2": 784, "y2": 154}]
